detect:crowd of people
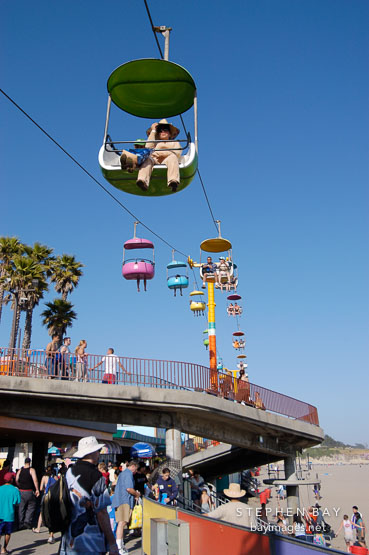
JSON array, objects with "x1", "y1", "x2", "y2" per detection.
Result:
[
  {"x1": 2, "y1": 448, "x2": 366, "y2": 554},
  {"x1": 0, "y1": 441, "x2": 185, "y2": 555}
]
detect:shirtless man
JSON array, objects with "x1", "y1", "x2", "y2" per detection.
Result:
[{"x1": 45, "y1": 335, "x2": 59, "y2": 379}]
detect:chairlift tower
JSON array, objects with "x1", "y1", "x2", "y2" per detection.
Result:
[{"x1": 188, "y1": 221, "x2": 232, "y2": 390}]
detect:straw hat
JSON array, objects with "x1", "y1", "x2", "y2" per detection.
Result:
[
  {"x1": 73, "y1": 436, "x2": 106, "y2": 459},
  {"x1": 146, "y1": 119, "x2": 180, "y2": 139},
  {"x1": 223, "y1": 483, "x2": 246, "y2": 498}
]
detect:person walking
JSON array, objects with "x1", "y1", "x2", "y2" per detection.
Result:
[
  {"x1": 336, "y1": 515, "x2": 354, "y2": 552},
  {"x1": 0, "y1": 472, "x2": 21, "y2": 554},
  {"x1": 155, "y1": 468, "x2": 178, "y2": 506},
  {"x1": 92, "y1": 348, "x2": 128, "y2": 384},
  {"x1": 112, "y1": 460, "x2": 140, "y2": 555},
  {"x1": 16, "y1": 457, "x2": 39, "y2": 529},
  {"x1": 60, "y1": 436, "x2": 118, "y2": 554},
  {"x1": 32, "y1": 466, "x2": 56, "y2": 544},
  {"x1": 0, "y1": 460, "x2": 15, "y2": 487}
]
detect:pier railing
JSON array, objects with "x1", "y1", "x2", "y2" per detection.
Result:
[{"x1": 0, "y1": 347, "x2": 319, "y2": 426}]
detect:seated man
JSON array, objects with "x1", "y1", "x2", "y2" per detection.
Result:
[
  {"x1": 234, "y1": 302, "x2": 241, "y2": 315},
  {"x1": 202, "y1": 257, "x2": 218, "y2": 288},
  {"x1": 136, "y1": 119, "x2": 182, "y2": 193},
  {"x1": 227, "y1": 303, "x2": 235, "y2": 316}
]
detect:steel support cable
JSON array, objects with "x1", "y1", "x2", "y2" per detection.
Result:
[
  {"x1": 143, "y1": 0, "x2": 219, "y2": 233},
  {"x1": 143, "y1": 0, "x2": 164, "y2": 59},
  {"x1": 0, "y1": 88, "x2": 187, "y2": 258}
]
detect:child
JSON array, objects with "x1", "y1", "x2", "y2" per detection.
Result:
[
  {"x1": 108, "y1": 484, "x2": 117, "y2": 534},
  {"x1": 120, "y1": 139, "x2": 152, "y2": 172}
]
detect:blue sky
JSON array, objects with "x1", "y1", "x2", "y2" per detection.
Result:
[{"x1": 1, "y1": 0, "x2": 368, "y2": 445}]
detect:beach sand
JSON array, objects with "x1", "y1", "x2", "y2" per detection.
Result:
[{"x1": 258, "y1": 463, "x2": 369, "y2": 552}]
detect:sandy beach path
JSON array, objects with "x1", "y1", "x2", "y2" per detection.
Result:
[{"x1": 259, "y1": 463, "x2": 369, "y2": 552}]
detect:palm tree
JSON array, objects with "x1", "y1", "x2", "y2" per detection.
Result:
[
  {"x1": 24, "y1": 242, "x2": 55, "y2": 274},
  {"x1": 21, "y1": 243, "x2": 54, "y2": 349},
  {"x1": 4, "y1": 256, "x2": 44, "y2": 349},
  {"x1": 0, "y1": 237, "x2": 24, "y2": 325},
  {"x1": 41, "y1": 299, "x2": 77, "y2": 344},
  {"x1": 50, "y1": 254, "x2": 83, "y2": 300},
  {"x1": 22, "y1": 277, "x2": 49, "y2": 350}
]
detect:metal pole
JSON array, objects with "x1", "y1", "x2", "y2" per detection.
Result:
[
  {"x1": 207, "y1": 281, "x2": 218, "y2": 390},
  {"x1": 9, "y1": 291, "x2": 18, "y2": 351},
  {"x1": 193, "y1": 91, "x2": 198, "y2": 154},
  {"x1": 163, "y1": 29, "x2": 170, "y2": 61},
  {"x1": 103, "y1": 95, "x2": 112, "y2": 144}
]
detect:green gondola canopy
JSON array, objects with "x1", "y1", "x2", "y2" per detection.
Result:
[{"x1": 107, "y1": 59, "x2": 196, "y2": 119}]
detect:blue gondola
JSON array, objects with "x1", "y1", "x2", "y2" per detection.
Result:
[{"x1": 167, "y1": 259, "x2": 189, "y2": 296}]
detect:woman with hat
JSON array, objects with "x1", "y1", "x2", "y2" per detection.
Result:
[
  {"x1": 135, "y1": 119, "x2": 182, "y2": 193},
  {"x1": 208, "y1": 483, "x2": 255, "y2": 528}
]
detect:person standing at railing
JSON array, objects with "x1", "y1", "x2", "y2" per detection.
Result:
[
  {"x1": 190, "y1": 470, "x2": 205, "y2": 512},
  {"x1": 59, "y1": 336, "x2": 71, "y2": 380},
  {"x1": 45, "y1": 335, "x2": 59, "y2": 379},
  {"x1": 92, "y1": 348, "x2": 128, "y2": 385},
  {"x1": 75, "y1": 340, "x2": 88, "y2": 382},
  {"x1": 237, "y1": 369, "x2": 251, "y2": 405}
]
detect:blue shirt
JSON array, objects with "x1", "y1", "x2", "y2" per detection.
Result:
[
  {"x1": 156, "y1": 476, "x2": 178, "y2": 502},
  {"x1": 0, "y1": 484, "x2": 21, "y2": 522},
  {"x1": 112, "y1": 468, "x2": 135, "y2": 509}
]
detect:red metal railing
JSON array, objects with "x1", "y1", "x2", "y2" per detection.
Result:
[{"x1": 0, "y1": 347, "x2": 319, "y2": 426}]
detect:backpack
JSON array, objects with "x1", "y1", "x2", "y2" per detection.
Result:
[{"x1": 41, "y1": 475, "x2": 72, "y2": 533}]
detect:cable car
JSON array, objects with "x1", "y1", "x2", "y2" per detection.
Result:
[
  {"x1": 189, "y1": 290, "x2": 206, "y2": 316},
  {"x1": 122, "y1": 222, "x2": 155, "y2": 292},
  {"x1": 227, "y1": 293, "x2": 242, "y2": 316},
  {"x1": 232, "y1": 331, "x2": 246, "y2": 350},
  {"x1": 188, "y1": 221, "x2": 234, "y2": 290},
  {"x1": 167, "y1": 253, "x2": 189, "y2": 296},
  {"x1": 98, "y1": 59, "x2": 198, "y2": 196}
]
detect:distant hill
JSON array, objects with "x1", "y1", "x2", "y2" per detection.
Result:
[
  {"x1": 320, "y1": 434, "x2": 367, "y2": 449},
  {"x1": 301, "y1": 435, "x2": 369, "y2": 462}
]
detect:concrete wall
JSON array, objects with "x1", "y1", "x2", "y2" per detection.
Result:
[{"x1": 1, "y1": 377, "x2": 324, "y2": 468}]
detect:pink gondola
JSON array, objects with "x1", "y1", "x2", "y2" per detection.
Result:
[{"x1": 122, "y1": 222, "x2": 155, "y2": 292}]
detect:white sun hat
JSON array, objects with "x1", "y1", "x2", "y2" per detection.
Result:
[{"x1": 73, "y1": 436, "x2": 106, "y2": 459}]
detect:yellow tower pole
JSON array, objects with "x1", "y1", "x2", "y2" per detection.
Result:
[{"x1": 207, "y1": 279, "x2": 218, "y2": 391}]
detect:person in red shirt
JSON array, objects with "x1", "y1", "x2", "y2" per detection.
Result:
[
  {"x1": 0, "y1": 460, "x2": 15, "y2": 486},
  {"x1": 98, "y1": 463, "x2": 110, "y2": 487}
]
